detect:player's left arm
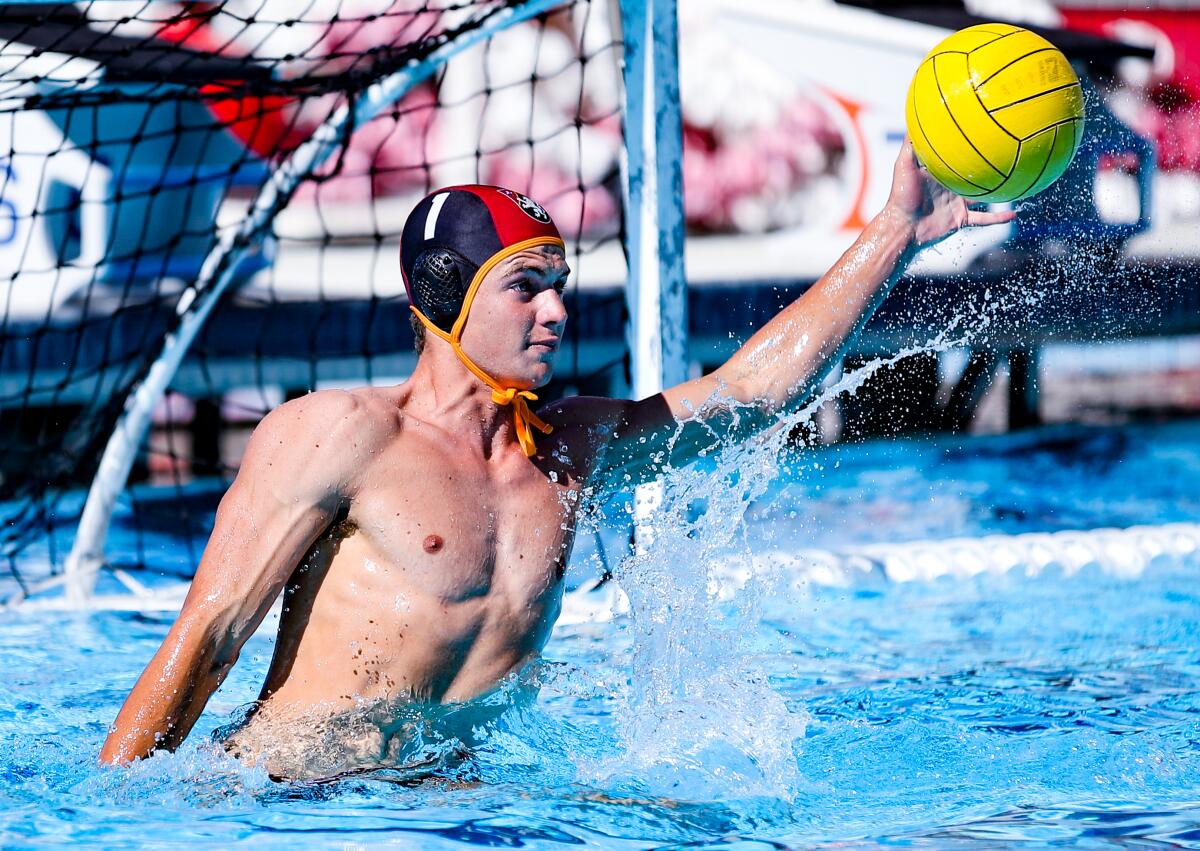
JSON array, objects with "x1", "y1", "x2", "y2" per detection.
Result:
[{"x1": 556, "y1": 140, "x2": 1014, "y2": 490}]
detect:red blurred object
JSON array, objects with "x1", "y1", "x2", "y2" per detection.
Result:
[
  {"x1": 1059, "y1": 8, "x2": 1200, "y2": 172},
  {"x1": 156, "y1": 5, "x2": 308, "y2": 159},
  {"x1": 154, "y1": 2, "x2": 457, "y2": 199}
]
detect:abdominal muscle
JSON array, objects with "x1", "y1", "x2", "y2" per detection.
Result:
[{"x1": 218, "y1": 519, "x2": 564, "y2": 781}]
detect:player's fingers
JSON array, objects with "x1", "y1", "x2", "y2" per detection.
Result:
[{"x1": 966, "y1": 208, "x2": 1016, "y2": 227}]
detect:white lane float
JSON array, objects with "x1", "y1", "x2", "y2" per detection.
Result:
[{"x1": 557, "y1": 522, "x2": 1200, "y2": 625}]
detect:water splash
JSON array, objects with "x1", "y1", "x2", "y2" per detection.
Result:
[{"x1": 580, "y1": 317, "x2": 984, "y2": 800}]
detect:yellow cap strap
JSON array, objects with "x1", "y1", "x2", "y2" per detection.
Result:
[
  {"x1": 492, "y1": 387, "x2": 554, "y2": 457},
  {"x1": 410, "y1": 235, "x2": 565, "y2": 457}
]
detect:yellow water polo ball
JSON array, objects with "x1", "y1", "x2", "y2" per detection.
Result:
[{"x1": 905, "y1": 23, "x2": 1085, "y2": 203}]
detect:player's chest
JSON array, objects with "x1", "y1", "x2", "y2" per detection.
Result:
[{"x1": 348, "y1": 453, "x2": 578, "y2": 597}]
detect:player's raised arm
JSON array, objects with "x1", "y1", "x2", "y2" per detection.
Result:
[
  {"x1": 98, "y1": 392, "x2": 369, "y2": 766},
  {"x1": 570, "y1": 140, "x2": 1015, "y2": 491}
]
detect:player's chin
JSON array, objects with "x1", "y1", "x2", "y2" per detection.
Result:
[
  {"x1": 531, "y1": 363, "x2": 556, "y2": 389},
  {"x1": 525, "y1": 352, "x2": 557, "y2": 388}
]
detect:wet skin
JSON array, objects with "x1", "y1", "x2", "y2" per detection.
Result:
[
  {"x1": 249, "y1": 382, "x2": 580, "y2": 715},
  {"x1": 99, "y1": 143, "x2": 1014, "y2": 774}
]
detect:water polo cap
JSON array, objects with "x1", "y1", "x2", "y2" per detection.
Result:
[{"x1": 400, "y1": 185, "x2": 565, "y2": 456}]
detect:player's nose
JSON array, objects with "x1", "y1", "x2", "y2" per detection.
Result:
[{"x1": 539, "y1": 288, "x2": 568, "y2": 329}]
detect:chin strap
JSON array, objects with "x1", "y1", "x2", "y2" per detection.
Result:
[{"x1": 489, "y1": 386, "x2": 553, "y2": 457}]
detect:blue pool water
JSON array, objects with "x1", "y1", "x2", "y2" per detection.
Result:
[{"x1": 3, "y1": 420, "x2": 1200, "y2": 847}]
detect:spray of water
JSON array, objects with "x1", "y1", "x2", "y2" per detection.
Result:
[
  {"x1": 569, "y1": 216, "x2": 1128, "y2": 801},
  {"x1": 578, "y1": 312, "x2": 984, "y2": 800}
]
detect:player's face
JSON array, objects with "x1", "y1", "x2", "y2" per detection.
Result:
[{"x1": 460, "y1": 245, "x2": 569, "y2": 389}]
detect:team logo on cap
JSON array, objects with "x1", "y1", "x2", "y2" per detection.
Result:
[{"x1": 497, "y1": 188, "x2": 552, "y2": 223}]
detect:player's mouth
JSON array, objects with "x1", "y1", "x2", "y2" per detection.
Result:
[{"x1": 529, "y1": 337, "x2": 560, "y2": 352}]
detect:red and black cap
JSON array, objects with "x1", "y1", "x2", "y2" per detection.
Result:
[{"x1": 400, "y1": 185, "x2": 564, "y2": 335}]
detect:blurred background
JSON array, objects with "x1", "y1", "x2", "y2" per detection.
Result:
[{"x1": 1, "y1": 0, "x2": 1198, "y2": 581}]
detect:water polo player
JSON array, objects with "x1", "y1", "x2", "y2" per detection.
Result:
[{"x1": 101, "y1": 155, "x2": 1013, "y2": 781}]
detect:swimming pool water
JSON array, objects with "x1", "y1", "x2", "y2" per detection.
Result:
[{"x1": 3, "y1": 421, "x2": 1200, "y2": 847}]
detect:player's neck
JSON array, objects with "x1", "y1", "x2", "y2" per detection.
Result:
[{"x1": 409, "y1": 349, "x2": 522, "y2": 456}]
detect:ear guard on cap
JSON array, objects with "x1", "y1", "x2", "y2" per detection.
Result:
[{"x1": 409, "y1": 247, "x2": 476, "y2": 334}]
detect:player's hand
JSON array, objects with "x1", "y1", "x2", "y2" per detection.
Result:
[{"x1": 885, "y1": 137, "x2": 1016, "y2": 246}]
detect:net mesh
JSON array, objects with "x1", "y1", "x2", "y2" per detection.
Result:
[{"x1": 0, "y1": 0, "x2": 627, "y2": 597}]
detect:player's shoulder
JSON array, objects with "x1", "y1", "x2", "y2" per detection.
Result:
[
  {"x1": 269, "y1": 388, "x2": 397, "y2": 428},
  {"x1": 233, "y1": 389, "x2": 403, "y2": 499},
  {"x1": 250, "y1": 388, "x2": 401, "y2": 457}
]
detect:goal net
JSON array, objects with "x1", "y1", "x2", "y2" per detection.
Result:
[{"x1": 0, "y1": 0, "x2": 627, "y2": 603}]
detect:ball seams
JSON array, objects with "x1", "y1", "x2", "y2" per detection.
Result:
[
  {"x1": 967, "y1": 29, "x2": 1023, "y2": 57},
  {"x1": 964, "y1": 66, "x2": 1021, "y2": 144},
  {"x1": 910, "y1": 71, "x2": 993, "y2": 194},
  {"x1": 1022, "y1": 125, "x2": 1059, "y2": 197},
  {"x1": 1021, "y1": 115, "x2": 1080, "y2": 143},
  {"x1": 1003, "y1": 125, "x2": 1056, "y2": 200},
  {"x1": 987, "y1": 81, "x2": 1081, "y2": 115},
  {"x1": 933, "y1": 55, "x2": 1005, "y2": 180},
  {"x1": 974, "y1": 47, "x2": 1057, "y2": 88}
]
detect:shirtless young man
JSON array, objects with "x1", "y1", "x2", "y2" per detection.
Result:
[{"x1": 99, "y1": 142, "x2": 1013, "y2": 780}]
